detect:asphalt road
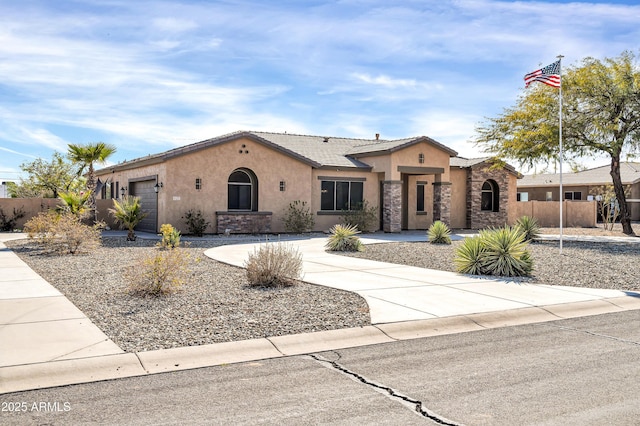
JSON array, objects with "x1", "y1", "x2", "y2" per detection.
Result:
[{"x1": 2, "y1": 310, "x2": 639, "y2": 425}]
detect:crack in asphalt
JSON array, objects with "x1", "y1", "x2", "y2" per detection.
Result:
[
  {"x1": 309, "y1": 352, "x2": 462, "y2": 425},
  {"x1": 541, "y1": 323, "x2": 640, "y2": 347}
]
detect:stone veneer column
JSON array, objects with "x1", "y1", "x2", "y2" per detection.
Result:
[
  {"x1": 382, "y1": 180, "x2": 402, "y2": 233},
  {"x1": 432, "y1": 181, "x2": 452, "y2": 225}
]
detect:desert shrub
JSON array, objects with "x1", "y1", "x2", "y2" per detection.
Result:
[
  {"x1": 24, "y1": 211, "x2": 101, "y2": 255},
  {"x1": 454, "y1": 236, "x2": 487, "y2": 275},
  {"x1": 427, "y1": 220, "x2": 452, "y2": 244},
  {"x1": 325, "y1": 223, "x2": 364, "y2": 252},
  {"x1": 454, "y1": 226, "x2": 532, "y2": 277},
  {"x1": 126, "y1": 248, "x2": 193, "y2": 295},
  {"x1": 182, "y1": 209, "x2": 210, "y2": 237},
  {"x1": 341, "y1": 201, "x2": 378, "y2": 233},
  {"x1": 0, "y1": 206, "x2": 25, "y2": 231},
  {"x1": 244, "y1": 243, "x2": 303, "y2": 287},
  {"x1": 158, "y1": 223, "x2": 181, "y2": 249},
  {"x1": 283, "y1": 200, "x2": 315, "y2": 233},
  {"x1": 514, "y1": 216, "x2": 540, "y2": 242}
]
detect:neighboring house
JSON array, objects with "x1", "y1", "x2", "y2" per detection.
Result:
[
  {"x1": 95, "y1": 131, "x2": 520, "y2": 234},
  {"x1": 517, "y1": 162, "x2": 640, "y2": 221}
]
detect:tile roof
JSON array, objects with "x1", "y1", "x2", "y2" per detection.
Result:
[
  {"x1": 99, "y1": 130, "x2": 458, "y2": 172},
  {"x1": 450, "y1": 157, "x2": 521, "y2": 177},
  {"x1": 518, "y1": 162, "x2": 640, "y2": 187}
]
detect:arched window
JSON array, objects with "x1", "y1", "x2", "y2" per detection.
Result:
[
  {"x1": 228, "y1": 168, "x2": 258, "y2": 211},
  {"x1": 481, "y1": 180, "x2": 499, "y2": 212}
]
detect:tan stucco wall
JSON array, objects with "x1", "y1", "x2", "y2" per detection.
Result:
[
  {"x1": 0, "y1": 198, "x2": 60, "y2": 229},
  {"x1": 100, "y1": 137, "x2": 314, "y2": 233},
  {"x1": 356, "y1": 142, "x2": 451, "y2": 181},
  {"x1": 507, "y1": 174, "x2": 519, "y2": 225},
  {"x1": 515, "y1": 200, "x2": 597, "y2": 227},
  {"x1": 449, "y1": 168, "x2": 468, "y2": 229}
]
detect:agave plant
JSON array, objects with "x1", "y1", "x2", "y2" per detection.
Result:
[
  {"x1": 109, "y1": 195, "x2": 148, "y2": 241},
  {"x1": 514, "y1": 215, "x2": 541, "y2": 242},
  {"x1": 454, "y1": 236, "x2": 487, "y2": 275},
  {"x1": 427, "y1": 220, "x2": 452, "y2": 244},
  {"x1": 480, "y1": 226, "x2": 532, "y2": 277},
  {"x1": 325, "y1": 223, "x2": 364, "y2": 252}
]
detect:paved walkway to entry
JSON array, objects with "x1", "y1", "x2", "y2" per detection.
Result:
[{"x1": 205, "y1": 234, "x2": 640, "y2": 324}]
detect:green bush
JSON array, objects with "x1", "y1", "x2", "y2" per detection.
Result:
[
  {"x1": 24, "y1": 211, "x2": 102, "y2": 255},
  {"x1": 427, "y1": 220, "x2": 452, "y2": 244},
  {"x1": 244, "y1": 243, "x2": 303, "y2": 287},
  {"x1": 109, "y1": 196, "x2": 148, "y2": 241},
  {"x1": 158, "y1": 223, "x2": 181, "y2": 249},
  {"x1": 182, "y1": 209, "x2": 210, "y2": 237},
  {"x1": 514, "y1": 216, "x2": 541, "y2": 242},
  {"x1": 0, "y1": 207, "x2": 25, "y2": 231},
  {"x1": 325, "y1": 223, "x2": 364, "y2": 252},
  {"x1": 454, "y1": 226, "x2": 533, "y2": 277},
  {"x1": 283, "y1": 200, "x2": 315, "y2": 233},
  {"x1": 454, "y1": 236, "x2": 487, "y2": 275},
  {"x1": 126, "y1": 248, "x2": 193, "y2": 295},
  {"x1": 340, "y1": 201, "x2": 378, "y2": 233}
]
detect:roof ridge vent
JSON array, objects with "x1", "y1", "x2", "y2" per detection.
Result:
[{"x1": 323, "y1": 137, "x2": 330, "y2": 143}]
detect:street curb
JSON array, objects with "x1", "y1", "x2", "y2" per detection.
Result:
[{"x1": 3, "y1": 298, "x2": 639, "y2": 395}]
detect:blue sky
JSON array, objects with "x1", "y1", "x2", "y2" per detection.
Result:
[{"x1": 1, "y1": 0, "x2": 639, "y2": 181}]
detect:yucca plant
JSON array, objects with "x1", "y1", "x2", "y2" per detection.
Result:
[
  {"x1": 427, "y1": 220, "x2": 452, "y2": 244},
  {"x1": 325, "y1": 223, "x2": 364, "y2": 252},
  {"x1": 454, "y1": 236, "x2": 487, "y2": 275},
  {"x1": 480, "y1": 226, "x2": 533, "y2": 277},
  {"x1": 109, "y1": 195, "x2": 148, "y2": 241},
  {"x1": 514, "y1": 215, "x2": 541, "y2": 242},
  {"x1": 57, "y1": 190, "x2": 91, "y2": 218}
]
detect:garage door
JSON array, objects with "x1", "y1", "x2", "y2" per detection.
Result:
[{"x1": 129, "y1": 180, "x2": 157, "y2": 233}]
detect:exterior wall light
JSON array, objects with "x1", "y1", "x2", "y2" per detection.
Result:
[{"x1": 154, "y1": 182, "x2": 164, "y2": 193}]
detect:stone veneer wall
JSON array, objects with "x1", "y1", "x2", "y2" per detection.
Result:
[
  {"x1": 467, "y1": 167, "x2": 510, "y2": 229},
  {"x1": 382, "y1": 181, "x2": 402, "y2": 233},
  {"x1": 432, "y1": 182, "x2": 452, "y2": 226},
  {"x1": 216, "y1": 211, "x2": 272, "y2": 234}
]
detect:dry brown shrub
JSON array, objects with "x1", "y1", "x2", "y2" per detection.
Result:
[{"x1": 244, "y1": 243, "x2": 303, "y2": 287}]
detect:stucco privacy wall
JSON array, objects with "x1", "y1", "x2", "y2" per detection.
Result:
[
  {"x1": 0, "y1": 198, "x2": 60, "y2": 229},
  {"x1": 516, "y1": 200, "x2": 597, "y2": 227}
]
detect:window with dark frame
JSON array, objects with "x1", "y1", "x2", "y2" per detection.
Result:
[
  {"x1": 320, "y1": 180, "x2": 363, "y2": 211},
  {"x1": 481, "y1": 180, "x2": 499, "y2": 212},
  {"x1": 228, "y1": 169, "x2": 257, "y2": 211},
  {"x1": 417, "y1": 183, "x2": 425, "y2": 212},
  {"x1": 195, "y1": 178, "x2": 202, "y2": 190},
  {"x1": 564, "y1": 191, "x2": 582, "y2": 200}
]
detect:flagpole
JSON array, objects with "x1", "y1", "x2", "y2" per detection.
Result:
[{"x1": 558, "y1": 54, "x2": 564, "y2": 253}]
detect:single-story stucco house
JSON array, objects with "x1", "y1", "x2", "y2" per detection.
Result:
[
  {"x1": 95, "y1": 131, "x2": 521, "y2": 234},
  {"x1": 517, "y1": 162, "x2": 640, "y2": 221}
]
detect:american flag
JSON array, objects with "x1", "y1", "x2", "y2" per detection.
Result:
[{"x1": 524, "y1": 60, "x2": 561, "y2": 88}]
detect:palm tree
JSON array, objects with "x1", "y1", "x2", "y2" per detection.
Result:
[
  {"x1": 109, "y1": 196, "x2": 148, "y2": 241},
  {"x1": 57, "y1": 190, "x2": 91, "y2": 218},
  {"x1": 67, "y1": 142, "x2": 116, "y2": 223}
]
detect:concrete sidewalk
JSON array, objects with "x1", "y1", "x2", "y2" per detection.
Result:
[
  {"x1": 205, "y1": 234, "x2": 640, "y2": 324},
  {"x1": 2, "y1": 231, "x2": 640, "y2": 394}
]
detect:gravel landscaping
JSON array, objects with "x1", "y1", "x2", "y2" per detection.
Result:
[
  {"x1": 6, "y1": 237, "x2": 370, "y2": 353},
  {"x1": 5, "y1": 224, "x2": 639, "y2": 353},
  {"x1": 344, "y1": 232, "x2": 640, "y2": 291}
]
